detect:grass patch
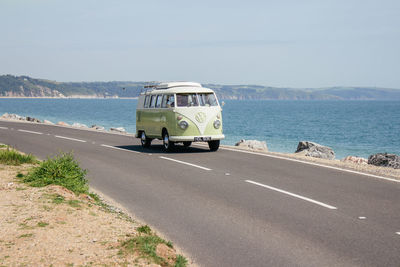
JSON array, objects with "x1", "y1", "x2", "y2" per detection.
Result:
[
  {"x1": 52, "y1": 194, "x2": 65, "y2": 204},
  {"x1": 175, "y1": 255, "x2": 188, "y2": 267},
  {"x1": 0, "y1": 148, "x2": 37, "y2": 165},
  {"x1": 37, "y1": 221, "x2": 49, "y2": 227},
  {"x1": 15, "y1": 187, "x2": 27, "y2": 191},
  {"x1": 137, "y1": 225, "x2": 152, "y2": 235},
  {"x1": 23, "y1": 152, "x2": 88, "y2": 194},
  {"x1": 121, "y1": 235, "x2": 167, "y2": 265},
  {"x1": 67, "y1": 200, "x2": 81, "y2": 208},
  {"x1": 16, "y1": 173, "x2": 24, "y2": 178},
  {"x1": 18, "y1": 233, "x2": 33, "y2": 238},
  {"x1": 120, "y1": 234, "x2": 188, "y2": 267}
]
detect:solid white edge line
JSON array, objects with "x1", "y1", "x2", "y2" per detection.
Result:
[
  {"x1": 245, "y1": 180, "x2": 338, "y2": 210},
  {"x1": 101, "y1": 144, "x2": 140, "y2": 154},
  {"x1": 55, "y1": 135, "x2": 86, "y2": 143},
  {"x1": 159, "y1": 156, "x2": 212, "y2": 171},
  {"x1": 17, "y1": 129, "x2": 43, "y2": 135},
  {"x1": 194, "y1": 144, "x2": 400, "y2": 184},
  {"x1": 0, "y1": 126, "x2": 8, "y2": 129}
]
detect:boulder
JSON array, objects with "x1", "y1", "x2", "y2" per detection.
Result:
[
  {"x1": 235, "y1": 139, "x2": 268, "y2": 151},
  {"x1": 72, "y1": 122, "x2": 88, "y2": 128},
  {"x1": 91, "y1": 125, "x2": 105, "y2": 131},
  {"x1": 26, "y1": 116, "x2": 41, "y2": 123},
  {"x1": 1, "y1": 113, "x2": 26, "y2": 121},
  {"x1": 57, "y1": 121, "x2": 70, "y2": 127},
  {"x1": 341, "y1": 156, "x2": 368, "y2": 165},
  {"x1": 43, "y1": 120, "x2": 54, "y2": 125},
  {"x1": 368, "y1": 153, "x2": 400, "y2": 169},
  {"x1": 110, "y1": 127, "x2": 126, "y2": 133},
  {"x1": 295, "y1": 141, "x2": 335, "y2": 160}
]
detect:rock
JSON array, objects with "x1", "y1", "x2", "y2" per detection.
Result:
[
  {"x1": 341, "y1": 156, "x2": 368, "y2": 165},
  {"x1": 91, "y1": 125, "x2": 105, "y2": 131},
  {"x1": 110, "y1": 127, "x2": 126, "y2": 133},
  {"x1": 368, "y1": 153, "x2": 400, "y2": 169},
  {"x1": 1, "y1": 113, "x2": 26, "y2": 121},
  {"x1": 295, "y1": 141, "x2": 335, "y2": 160},
  {"x1": 26, "y1": 116, "x2": 42, "y2": 123},
  {"x1": 72, "y1": 122, "x2": 88, "y2": 128},
  {"x1": 235, "y1": 139, "x2": 268, "y2": 151},
  {"x1": 57, "y1": 121, "x2": 70, "y2": 127},
  {"x1": 43, "y1": 120, "x2": 54, "y2": 125}
]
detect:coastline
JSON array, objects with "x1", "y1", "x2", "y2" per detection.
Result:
[
  {"x1": 1, "y1": 116, "x2": 399, "y2": 181},
  {"x1": 0, "y1": 96, "x2": 138, "y2": 99}
]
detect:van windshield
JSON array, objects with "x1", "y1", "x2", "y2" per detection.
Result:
[
  {"x1": 177, "y1": 94, "x2": 199, "y2": 107},
  {"x1": 198, "y1": 93, "x2": 218, "y2": 106}
]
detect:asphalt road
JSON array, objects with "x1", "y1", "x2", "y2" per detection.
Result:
[{"x1": 1, "y1": 120, "x2": 399, "y2": 267}]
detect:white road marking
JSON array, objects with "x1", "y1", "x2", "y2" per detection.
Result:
[
  {"x1": 101, "y1": 144, "x2": 140, "y2": 154},
  {"x1": 245, "y1": 180, "x2": 338, "y2": 210},
  {"x1": 0, "y1": 126, "x2": 8, "y2": 130},
  {"x1": 159, "y1": 156, "x2": 212, "y2": 171},
  {"x1": 194, "y1": 144, "x2": 400, "y2": 184},
  {"x1": 396, "y1": 232, "x2": 400, "y2": 235},
  {"x1": 225, "y1": 173, "x2": 231, "y2": 176},
  {"x1": 358, "y1": 216, "x2": 366, "y2": 220},
  {"x1": 17, "y1": 129, "x2": 43, "y2": 135},
  {"x1": 55, "y1": 135, "x2": 86, "y2": 143}
]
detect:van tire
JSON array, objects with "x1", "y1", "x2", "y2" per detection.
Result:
[
  {"x1": 183, "y1": 141, "x2": 192, "y2": 147},
  {"x1": 162, "y1": 130, "x2": 175, "y2": 152},
  {"x1": 208, "y1": 140, "x2": 220, "y2": 151},
  {"x1": 140, "y1": 132, "x2": 152, "y2": 148}
]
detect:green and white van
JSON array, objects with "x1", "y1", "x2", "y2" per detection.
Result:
[{"x1": 136, "y1": 82, "x2": 225, "y2": 151}]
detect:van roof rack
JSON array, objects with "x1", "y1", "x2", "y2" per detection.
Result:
[
  {"x1": 142, "y1": 81, "x2": 202, "y2": 93},
  {"x1": 156, "y1": 82, "x2": 202, "y2": 90}
]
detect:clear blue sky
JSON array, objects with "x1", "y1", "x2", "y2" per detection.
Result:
[{"x1": 1, "y1": 0, "x2": 399, "y2": 88}]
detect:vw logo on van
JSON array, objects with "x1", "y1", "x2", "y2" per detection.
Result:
[{"x1": 195, "y1": 112, "x2": 206, "y2": 123}]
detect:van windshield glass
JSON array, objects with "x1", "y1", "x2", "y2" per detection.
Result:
[
  {"x1": 177, "y1": 94, "x2": 198, "y2": 107},
  {"x1": 198, "y1": 93, "x2": 218, "y2": 106}
]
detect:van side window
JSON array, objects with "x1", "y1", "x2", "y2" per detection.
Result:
[
  {"x1": 144, "y1": 96, "x2": 150, "y2": 108},
  {"x1": 150, "y1": 95, "x2": 157, "y2": 108},
  {"x1": 162, "y1": 95, "x2": 175, "y2": 108},
  {"x1": 155, "y1": 95, "x2": 162, "y2": 108}
]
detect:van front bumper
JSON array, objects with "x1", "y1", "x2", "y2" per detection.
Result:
[{"x1": 170, "y1": 134, "x2": 225, "y2": 142}]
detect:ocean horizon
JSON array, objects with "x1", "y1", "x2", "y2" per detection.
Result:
[{"x1": 0, "y1": 98, "x2": 399, "y2": 159}]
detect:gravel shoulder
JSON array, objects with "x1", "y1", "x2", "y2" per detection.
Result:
[
  {"x1": 0, "y1": 162, "x2": 190, "y2": 267},
  {"x1": 221, "y1": 145, "x2": 400, "y2": 181}
]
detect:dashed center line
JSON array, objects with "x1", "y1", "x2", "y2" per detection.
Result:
[
  {"x1": 160, "y1": 156, "x2": 212, "y2": 171},
  {"x1": 245, "y1": 180, "x2": 338, "y2": 210},
  {"x1": 0, "y1": 126, "x2": 8, "y2": 130},
  {"x1": 101, "y1": 144, "x2": 140, "y2": 154},
  {"x1": 55, "y1": 135, "x2": 86, "y2": 143},
  {"x1": 17, "y1": 129, "x2": 43, "y2": 135}
]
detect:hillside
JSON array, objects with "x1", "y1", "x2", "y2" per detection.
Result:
[{"x1": 1, "y1": 75, "x2": 400, "y2": 100}]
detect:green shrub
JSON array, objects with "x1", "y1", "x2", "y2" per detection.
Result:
[
  {"x1": 121, "y1": 235, "x2": 166, "y2": 264},
  {"x1": 175, "y1": 255, "x2": 188, "y2": 267},
  {"x1": 23, "y1": 152, "x2": 88, "y2": 194},
  {"x1": 0, "y1": 148, "x2": 37, "y2": 165},
  {"x1": 137, "y1": 225, "x2": 152, "y2": 235}
]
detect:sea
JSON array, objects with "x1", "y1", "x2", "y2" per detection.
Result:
[{"x1": 0, "y1": 98, "x2": 399, "y2": 159}]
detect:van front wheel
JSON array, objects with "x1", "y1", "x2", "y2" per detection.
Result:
[
  {"x1": 163, "y1": 131, "x2": 175, "y2": 152},
  {"x1": 140, "y1": 132, "x2": 152, "y2": 148},
  {"x1": 208, "y1": 140, "x2": 220, "y2": 151}
]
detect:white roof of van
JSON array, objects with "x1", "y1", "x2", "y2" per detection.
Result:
[
  {"x1": 143, "y1": 81, "x2": 214, "y2": 94},
  {"x1": 156, "y1": 82, "x2": 202, "y2": 89}
]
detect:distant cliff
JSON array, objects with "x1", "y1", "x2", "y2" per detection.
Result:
[{"x1": 1, "y1": 75, "x2": 400, "y2": 100}]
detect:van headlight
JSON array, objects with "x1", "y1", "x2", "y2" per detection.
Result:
[
  {"x1": 213, "y1": 120, "x2": 221, "y2": 129},
  {"x1": 179, "y1": 121, "x2": 189, "y2": 130}
]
